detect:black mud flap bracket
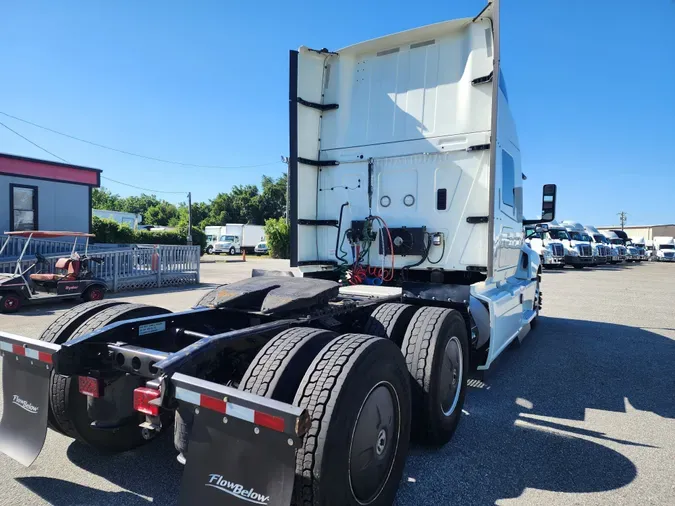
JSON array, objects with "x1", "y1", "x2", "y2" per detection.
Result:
[
  {"x1": 173, "y1": 373, "x2": 309, "y2": 506},
  {"x1": 0, "y1": 332, "x2": 60, "y2": 466}
]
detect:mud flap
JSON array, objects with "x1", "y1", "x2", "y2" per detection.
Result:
[
  {"x1": 172, "y1": 373, "x2": 309, "y2": 506},
  {"x1": 0, "y1": 332, "x2": 60, "y2": 466}
]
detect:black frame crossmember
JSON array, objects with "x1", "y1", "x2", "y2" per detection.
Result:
[
  {"x1": 297, "y1": 97, "x2": 339, "y2": 111},
  {"x1": 297, "y1": 157, "x2": 339, "y2": 167}
]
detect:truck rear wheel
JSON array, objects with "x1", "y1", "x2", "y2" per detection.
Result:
[
  {"x1": 293, "y1": 334, "x2": 411, "y2": 506},
  {"x1": 50, "y1": 303, "x2": 170, "y2": 451},
  {"x1": 239, "y1": 327, "x2": 337, "y2": 402},
  {"x1": 402, "y1": 306, "x2": 468, "y2": 445},
  {"x1": 38, "y1": 300, "x2": 127, "y2": 434},
  {"x1": 363, "y1": 303, "x2": 417, "y2": 347}
]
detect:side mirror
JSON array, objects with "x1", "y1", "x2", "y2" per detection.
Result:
[{"x1": 541, "y1": 184, "x2": 556, "y2": 222}]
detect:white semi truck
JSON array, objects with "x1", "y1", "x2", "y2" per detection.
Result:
[
  {"x1": 525, "y1": 224, "x2": 565, "y2": 268},
  {"x1": 0, "y1": 3, "x2": 558, "y2": 505},
  {"x1": 603, "y1": 230, "x2": 627, "y2": 263},
  {"x1": 545, "y1": 221, "x2": 592, "y2": 268},
  {"x1": 653, "y1": 236, "x2": 675, "y2": 262},
  {"x1": 630, "y1": 236, "x2": 647, "y2": 261},
  {"x1": 562, "y1": 221, "x2": 605, "y2": 266},
  {"x1": 584, "y1": 225, "x2": 617, "y2": 264}
]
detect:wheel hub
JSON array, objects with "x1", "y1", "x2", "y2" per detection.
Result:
[
  {"x1": 349, "y1": 382, "x2": 399, "y2": 505},
  {"x1": 439, "y1": 336, "x2": 463, "y2": 417},
  {"x1": 375, "y1": 429, "x2": 387, "y2": 455}
]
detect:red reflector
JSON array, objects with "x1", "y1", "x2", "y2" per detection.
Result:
[
  {"x1": 200, "y1": 394, "x2": 226, "y2": 414},
  {"x1": 38, "y1": 351, "x2": 52, "y2": 364},
  {"x1": 78, "y1": 376, "x2": 103, "y2": 398},
  {"x1": 133, "y1": 387, "x2": 161, "y2": 416},
  {"x1": 12, "y1": 345, "x2": 25, "y2": 357},
  {"x1": 254, "y1": 411, "x2": 285, "y2": 432}
]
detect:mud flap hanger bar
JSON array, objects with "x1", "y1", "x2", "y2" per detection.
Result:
[{"x1": 173, "y1": 372, "x2": 308, "y2": 506}]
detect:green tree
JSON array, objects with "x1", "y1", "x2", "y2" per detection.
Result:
[
  {"x1": 259, "y1": 173, "x2": 287, "y2": 221},
  {"x1": 144, "y1": 202, "x2": 179, "y2": 226},
  {"x1": 92, "y1": 188, "x2": 123, "y2": 211},
  {"x1": 264, "y1": 217, "x2": 290, "y2": 259}
]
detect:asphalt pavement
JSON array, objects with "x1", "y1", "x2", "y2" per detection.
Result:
[{"x1": 0, "y1": 260, "x2": 673, "y2": 505}]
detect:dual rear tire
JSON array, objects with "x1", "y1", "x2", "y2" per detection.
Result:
[{"x1": 237, "y1": 303, "x2": 469, "y2": 505}]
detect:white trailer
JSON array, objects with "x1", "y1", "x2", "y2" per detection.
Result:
[{"x1": 93, "y1": 209, "x2": 142, "y2": 230}]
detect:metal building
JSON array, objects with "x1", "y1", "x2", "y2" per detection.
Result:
[
  {"x1": 597, "y1": 224, "x2": 675, "y2": 240},
  {"x1": 0, "y1": 153, "x2": 101, "y2": 234}
]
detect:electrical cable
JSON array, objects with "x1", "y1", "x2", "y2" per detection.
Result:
[
  {"x1": 0, "y1": 121, "x2": 68, "y2": 162},
  {"x1": 427, "y1": 234, "x2": 446, "y2": 265},
  {"x1": 0, "y1": 111, "x2": 281, "y2": 170},
  {"x1": 1, "y1": 120, "x2": 189, "y2": 195}
]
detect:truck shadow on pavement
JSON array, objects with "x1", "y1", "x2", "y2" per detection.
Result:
[
  {"x1": 18, "y1": 432, "x2": 183, "y2": 505},
  {"x1": 396, "y1": 316, "x2": 673, "y2": 505}
]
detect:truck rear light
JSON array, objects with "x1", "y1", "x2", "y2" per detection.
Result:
[
  {"x1": 78, "y1": 376, "x2": 103, "y2": 398},
  {"x1": 133, "y1": 387, "x2": 161, "y2": 416}
]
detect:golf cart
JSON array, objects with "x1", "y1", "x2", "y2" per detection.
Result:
[{"x1": 0, "y1": 231, "x2": 107, "y2": 313}]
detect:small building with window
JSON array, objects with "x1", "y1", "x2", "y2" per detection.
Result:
[{"x1": 0, "y1": 153, "x2": 101, "y2": 234}]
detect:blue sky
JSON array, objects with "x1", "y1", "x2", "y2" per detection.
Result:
[{"x1": 2, "y1": 0, "x2": 673, "y2": 226}]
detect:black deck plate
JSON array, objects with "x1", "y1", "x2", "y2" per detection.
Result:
[{"x1": 212, "y1": 276, "x2": 338, "y2": 314}]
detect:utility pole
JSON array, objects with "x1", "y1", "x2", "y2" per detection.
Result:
[
  {"x1": 187, "y1": 191, "x2": 193, "y2": 245},
  {"x1": 281, "y1": 155, "x2": 290, "y2": 223},
  {"x1": 618, "y1": 211, "x2": 627, "y2": 231}
]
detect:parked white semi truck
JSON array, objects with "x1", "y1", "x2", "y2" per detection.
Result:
[
  {"x1": 584, "y1": 225, "x2": 618, "y2": 264},
  {"x1": 0, "y1": 3, "x2": 558, "y2": 505},
  {"x1": 603, "y1": 230, "x2": 627, "y2": 263},
  {"x1": 525, "y1": 224, "x2": 565, "y2": 268},
  {"x1": 653, "y1": 236, "x2": 675, "y2": 261},
  {"x1": 630, "y1": 236, "x2": 647, "y2": 261},
  {"x1": 562, "y1": 221, "x2": 606, "y2": 266},
  {"x1": 546, "y1": 221, "x2": 592, "y2": 268}
]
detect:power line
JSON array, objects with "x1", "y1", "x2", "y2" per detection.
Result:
[
  {"x1": 0, "y1": 120, "x2": 68, "y2": 163},
  {"x1": 0, "y1": 111, "x2": 281, "y2": 170},
  {"x1": 100, "y1": 175, "x2": 186, "y2": 195},
  {"x1": 1, "y1": 120, "x2": 187, "y2": 195}
]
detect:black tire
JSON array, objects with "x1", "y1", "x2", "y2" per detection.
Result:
[
  {"x1": 82, "y1": 285, "x2": 106, "y2": 302},
  {"x1": 0, "y1": 292, "x2": 22, "y2": 313},
  {"x1": 194, "y1": 285, "x2": 227, "y2": 307},
  {"x1": 573, "y1": 265, "x2": 585, "y2": 269},
  {"x1": 38, "y1": 300, "x2": 128, "y2": 434},
  {"x1": 206, "y1": 245, "x2": 214, "y2": 255},
  {"x1": 50, "y1": 303, "x2": 170, "y2": 451},
  {"x1": 229, "y1": 246, "x2": 236, "y2": 255},
  {"x1": 402, "y1": 306, "x2": 469, "y2": 445},
  {"x1": 293, "y1": 334, "x2": 411, "y2": 506},
  {"x1": 363, "y1": 303, "x2": 417, "y2": 347},
  {"x1": 239, "y1": 327, "x2": 337, "y2": 403}
]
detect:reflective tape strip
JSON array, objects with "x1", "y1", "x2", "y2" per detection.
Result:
[
  {"x1": 0, "y1": 341, "x2": 52, "y2": 364},
  {"x1": 174, "y1": 386, "x2": 285, "y2": 432},
  {"x1": 226, "y1": 402, "x2": 254, "y2": 423},
  {"x1": 175, "y1": 386, "x2": 200, "y2": 406}
]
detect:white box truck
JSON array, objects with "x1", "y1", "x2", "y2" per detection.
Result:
[
  {"x1": 0, "y1": 3, "x2": 560, "y2": 505},
  {"x1": 211, "y1": 224, "x2": 266, "y2": 255}
]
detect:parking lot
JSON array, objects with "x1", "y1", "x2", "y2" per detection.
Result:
[{"x1": 0, "y1": 260, "x2": 673, "y2": 505}]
